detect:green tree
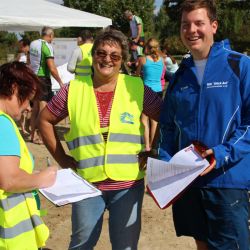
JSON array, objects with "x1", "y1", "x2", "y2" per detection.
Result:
[
  {"x1": 159, "y1": 0, "x2": 250, "y2": 53},
  {"x1": 154, "y1": 5, "x2": 170, "y2": 42},
  {"x1": 63, "y1": 0, "x2": 155, "y2": 39},
  {"x1": 0, "y1": 31, "x2": 18, "y2": 64}
]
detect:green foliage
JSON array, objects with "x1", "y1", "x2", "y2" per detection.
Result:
[
  {"x1": 21, "y1": 31, "x2": 40, "y2": 42},
  {"x1": 0, "y1": 32, "x2": 18, "y2": 64},
  {"x1": 161, "y1": 0, "x2": 250, "y2": 53},
  {"x1": 63, "y1": 0, "x2": 155, "y2": 39},
  {"x1": 1, "y1": 0, "x2": 249, "y2": 62},
  {"x1": 0, "y1": 31, "x2": 17, "y2": 46},
  {"x1": 215, "y1": 0, "x2": 250, "y2": 52},
  {"x1": 162, "y1": 35, "x2": 186, "y2": 54},
  {"x1": 154, "y1": 6, "x2": 170, "y2": 41}
]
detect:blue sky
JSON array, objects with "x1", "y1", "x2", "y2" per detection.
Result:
[{"x1": 155, "y1": 0, "x2": 164, "y2": 14}]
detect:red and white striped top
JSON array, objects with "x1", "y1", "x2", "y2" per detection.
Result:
[{"x1": 47, "y1": 83, "x2": 162, "y2": 191}]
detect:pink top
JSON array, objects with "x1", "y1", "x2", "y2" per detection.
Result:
[{"x1": 161, "y1": 65, "x2": 166, "y2": 90}]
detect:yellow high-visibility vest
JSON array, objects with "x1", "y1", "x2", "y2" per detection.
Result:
[
  {"x1": 65, "y1": 74, "x2": 145, "y2": 182},
  {"x1": 75, "y1": 43, "x2": 93, "y2": 78},
  {"x1": 0, "y1": 112, "x2": 49, "y2": 250}
]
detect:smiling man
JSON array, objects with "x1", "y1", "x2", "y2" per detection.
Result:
[{"x1": 159, "y1": 0, "x2": 250, "y2": 249}]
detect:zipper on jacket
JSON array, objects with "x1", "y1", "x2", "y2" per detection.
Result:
[
  {"x1": 174, "y1": 117, "x2": 182, "y2": 150},
  {"x1": 197, "y1": 58, "x2": 209, "y2": 142},
  {"x1": 197, "y1": 76, "x2": 203, "y2": 142}
]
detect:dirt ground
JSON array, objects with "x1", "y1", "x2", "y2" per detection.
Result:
[{"x1": 24, "y1": 124, "x2": 196, "y2": 250}]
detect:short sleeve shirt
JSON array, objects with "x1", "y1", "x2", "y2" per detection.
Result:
[
  {"x1": 0, "y1": 116, "x2": 20, "y2": 157},
  {"x1": 30, "y1": 39, "x2": 54, "y2": 77},
  {"x1": 130, "y1": 15, "x2": 144, "y2": 38}
]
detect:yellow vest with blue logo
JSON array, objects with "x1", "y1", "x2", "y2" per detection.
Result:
[
  {"x1": 0, "y1": 112, "x2": 49, "y2": 250},
  {"x1": 65, "y1": 74, "x2": 145, "y2": 182},
  {"x1": 75, "y1": 43, "x2": 93, "y2": 78}
]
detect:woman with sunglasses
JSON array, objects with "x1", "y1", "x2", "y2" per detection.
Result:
[
  {"x1": 38, "y1": 29, "x2": 162, "y2": 250},
  {"x1": 0, "y1": 62, "x2": 58, "y2": 249}
]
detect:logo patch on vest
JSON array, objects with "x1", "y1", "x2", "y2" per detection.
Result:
[{"x1": 120, "y1": 112, "x2": 134, "y2": 124}]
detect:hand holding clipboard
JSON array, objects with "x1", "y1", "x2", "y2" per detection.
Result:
[{"x1": 192, "y1": 141, "x2": 216, "y2": 176}]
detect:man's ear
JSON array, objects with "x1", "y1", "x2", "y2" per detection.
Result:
[{"x1": 212, "y1": 20, "x2": 218, "y2": 35}]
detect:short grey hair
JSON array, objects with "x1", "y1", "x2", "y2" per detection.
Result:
[
  {"x1": 124, "y1": 10, "x2": 133, "y2": 18},
  {"x1": 91, "y1": 29, "x2": 129, "y2": 62},
  {"x1": 41, "y1": 26, "x2": 54, "y2": 36}
]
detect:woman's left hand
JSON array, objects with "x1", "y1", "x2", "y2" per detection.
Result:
[{"x1": 138, "y1": 150, "x2": 158, "y2": 170}]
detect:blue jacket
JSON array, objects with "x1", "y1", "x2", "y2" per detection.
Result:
[{"x1": 159, "y1": 41, "x2": 250, "y2": 189}]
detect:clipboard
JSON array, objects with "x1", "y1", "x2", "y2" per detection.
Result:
[
  {"x1": 39, "y1": 169, "x2": 102, "y2": 206},
  {"x1": 146, "y1": 142, "x2": 215, "y2": 209}
]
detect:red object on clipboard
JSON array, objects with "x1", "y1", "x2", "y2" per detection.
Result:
[
  {"x1": 192, "y1": 140, "x2": 215, "y2": 166},
  {"x1": 146, "y1": 142, "x2": 215, "y2": 209}
]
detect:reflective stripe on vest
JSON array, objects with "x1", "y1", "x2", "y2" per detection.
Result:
[
  {"x1": 67, "y1": 133, "x2": 143, "y2": 150},
  {"x1": 107, "y1": 154, "x2": 138, "y2": 164},
  {"x1": 0, "y1": 192, "x2": 33, "y2": 211},
  {"x1": 0, "y1": 215, "x2": 43, "y2": 239},
  {"x1": 65, "y1": 74, "x2": 145, "y2": 182},
  {"x1": 77, "y1": 154, "x2": 138, "y2": 169},
  {"x1": 67, "y1": 134, "x2": 102, "y2": 150},
  {"x1": 75, "y1": 43, "x2": 93, "y2": 77},
  {"x1": 109, "y1": 133, "x2": 143, "y2": 144},
  {"x1": 78, "y1": 156, "x2": 105, "y2": 169},
  {"x1": 0, "y1": 112, "x2": 49, "y2": 248}
]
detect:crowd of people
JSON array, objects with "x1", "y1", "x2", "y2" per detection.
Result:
[{"x1": 0, "y1": 0, "x2": 249, "y2": 249}]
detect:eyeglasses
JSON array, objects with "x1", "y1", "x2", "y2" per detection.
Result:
[{"x1": 95, "y1": 50, "x2": 122, "y2": 62}]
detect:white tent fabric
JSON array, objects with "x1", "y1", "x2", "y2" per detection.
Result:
[{"x1": 0, "y1": 0, "x2": 112, "y2": 31}]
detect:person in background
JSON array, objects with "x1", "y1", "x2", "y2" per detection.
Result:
[
  {"x1": 136, "y1": 38, "x2": 165, "y2": 151},
  {"x1": 159, "y1": 0, "x2": 250, "y2": 249},
  {"x1": 16, "y1": 38, "x2": 30, "y2": 64},
  {"x1": 29, "y1": 26, "x2": 63, "y2": 145},
  {"x1": 76, "y1": 35, "x2": 84, "y2": 46},
  {"x1": 38, "y1": 29, "x2": 162, "y2": 249},
  {"x1": 67, "y1": 30, "x2": 94, "y2": 78},
  {"x1": 162, "y1": 45, "x2": 179, "y2": 82},
  {"x1": 16, "y1": 38, "x2": 31, "y2": 135},
  {"x1": 0, "y1": 61, "x2": 57, "y2": 250},
  {"x1": 124, "y1": 10, "x2": 145, "y2": 73}
]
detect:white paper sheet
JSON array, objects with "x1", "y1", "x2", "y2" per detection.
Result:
[
  {"x1": 39, "y1": 169, "x2": 102, "y2": 206},
  {"x1": 146, "y1": 144, "x2": 209, "y2": 209}
]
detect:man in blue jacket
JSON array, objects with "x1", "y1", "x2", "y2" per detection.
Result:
[{"x1": 159, "y1": 0, "x2": 250, "y2": 249}]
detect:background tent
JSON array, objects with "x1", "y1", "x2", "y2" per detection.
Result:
[{"x1": 0, "y1": 0, "x2": 112, "y2": 31}]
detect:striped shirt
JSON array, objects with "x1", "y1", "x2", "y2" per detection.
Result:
[{"x1": 47, "y1": 83, "x2": 162, "y2": 191}]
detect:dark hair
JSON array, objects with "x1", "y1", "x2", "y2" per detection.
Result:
[
  {"x1": 124, "y1": 10, "x2": 133, "y2": 18},
  {"x1": 79, "y1": 30, "x2": 93, "y2": 42},
  {"x1": 19, "y1": 38, "x2": 31, "y2": 47},
  {"x1": 0, "y1": 62, "x2": 42, "y2": 103},
  {"x1": 180, "y1": 0, "x2": 217, "y2": 22},
  {"x1": 91, "y1": 29, "x2": 129, "y2": 62}
]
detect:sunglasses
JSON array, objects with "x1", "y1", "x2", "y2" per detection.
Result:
[{"x1": 95, "y1": 50, "x2": 122, "y2": 62}]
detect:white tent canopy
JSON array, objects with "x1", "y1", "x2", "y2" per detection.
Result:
[{"x1": 0, "y1": 0, "x2": 112, "y2": 31}]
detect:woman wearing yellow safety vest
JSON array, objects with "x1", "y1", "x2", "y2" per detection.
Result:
[
  {"x1": 0, "y1": 62, "x2": 58, "y2": 250},
  {"x1": 39, "y1": 29, "x2": 162, "y2": 249}
]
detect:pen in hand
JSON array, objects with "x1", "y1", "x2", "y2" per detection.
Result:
[{"x1": 47, "y1": 157, "x2": 52, "y2": 167}]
